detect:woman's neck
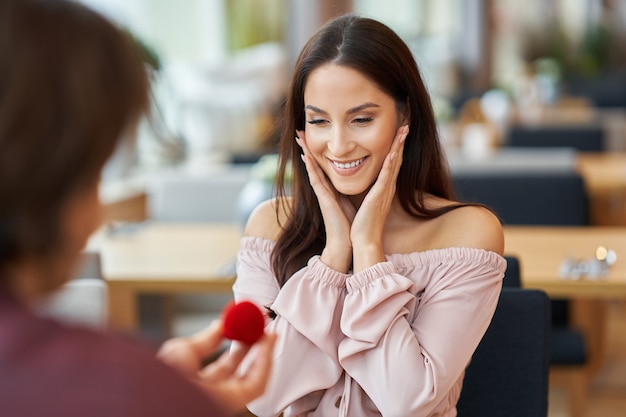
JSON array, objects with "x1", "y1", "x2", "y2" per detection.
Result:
[{"x1": 347, "y1": 192, "x2": 367, "y2": 209}]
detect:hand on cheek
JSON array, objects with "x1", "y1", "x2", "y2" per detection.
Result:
[
  {"x1": 296, "y1": 130, "x2": 354, "y2": 273},
  {"x1": 350, "y1": 124, "x2": 409, "y2": 272}
]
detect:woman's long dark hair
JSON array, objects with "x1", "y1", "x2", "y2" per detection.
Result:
[{"x1": 271, "y1": 14, "x2": 463, "y2": 286}]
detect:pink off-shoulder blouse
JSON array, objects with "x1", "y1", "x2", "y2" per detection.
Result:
[{"x1": 234, "y1": 236, "x2": 506, "y2": 417}]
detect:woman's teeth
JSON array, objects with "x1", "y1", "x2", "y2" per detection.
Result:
[{"x1": 333, "y1": 158, "x2": 364, "y2": 169}]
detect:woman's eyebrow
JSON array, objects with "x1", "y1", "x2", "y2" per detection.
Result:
[
  {"x1": 305, "y1": 104, "x2": 328, "y2": 115},
  {"x1": 304, "y1": 102, "x2": 380, "y2": 115},
  {"x1": 347, "y1": 102, "x2": 379, "y2": 114}
]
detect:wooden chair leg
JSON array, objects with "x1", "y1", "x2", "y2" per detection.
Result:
[
  {"x1": 568, "y1": 370, "x2": 588, "y2": 417},
  {"x1": 550, "y1": 366, "x2": 589, "y2": 417}
]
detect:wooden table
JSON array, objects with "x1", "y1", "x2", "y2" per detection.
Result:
[
  {"x1": 91, "y1": 222, "x2": 626, "y2": 378},
  {"x1": 577, "y1": 153, "x2": 626, "y2": 198},
  {"x1": 505, "y1": 225, "x2": 626, "y2": 374},
  {"x1": 88, "y1": 222, "x2": 242, "y2": 332},
  {"x1": 576, "y1": 153, "x2": 626, "y2": 226},
  {"x1": 504, "y1": 226, "x2": 626, "y2": 297},
  {"x1": 93, "y1": 222, "x2": 626, "y2": 326}
]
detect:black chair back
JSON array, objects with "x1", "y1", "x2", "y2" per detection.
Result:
[
  {"x1": 506, "y1": 125, "x2": 605, "y2": 152},
  {"x1": 452, "y1": 171, "x2": 589, "y2": 226},
  {"x1": 503, "y1": 255, "x2": 521, "y2": 287},
  {"x1": 453, "y1": 170, "x2": 588, "y2": 368},
  {"x1": 457, "y1": 288, "x2": 551, "y2": 417}
]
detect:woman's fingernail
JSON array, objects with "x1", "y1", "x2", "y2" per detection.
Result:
[{"x1": 401, "y1": 126, "x2": 409, "y2": 142}]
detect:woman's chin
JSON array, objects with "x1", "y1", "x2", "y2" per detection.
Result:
[{"x1": 333, "y1": 186, "x2": 370, "y2": 202}]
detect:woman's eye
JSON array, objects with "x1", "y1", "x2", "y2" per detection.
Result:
[
  {"x1": 307, "y1": 119, "x2": 326, "y2": 125},
  {"x1": 354, "y1": 117, "x2": 373, "y2": 124}
]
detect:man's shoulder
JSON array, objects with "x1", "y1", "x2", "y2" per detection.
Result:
[{"x1": 0, "y1": 307, "x2": 227, "y2": 417}]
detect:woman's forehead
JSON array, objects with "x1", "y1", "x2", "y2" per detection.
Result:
[{"x1": 304, "y1": 64, "x2": 394, "y2": 110}]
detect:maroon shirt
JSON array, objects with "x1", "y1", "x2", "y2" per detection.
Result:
[{"x1": 0, "y1": 291, "x2": 230, "y2": 417}]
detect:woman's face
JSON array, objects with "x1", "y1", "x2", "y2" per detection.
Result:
[{"x1": 303, "y1": 64, "x2": 405, "y2": 197}]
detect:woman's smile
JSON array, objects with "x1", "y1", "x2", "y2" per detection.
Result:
[{"x1": 330, "y1": 156, "x2": 368, "y2": 175}]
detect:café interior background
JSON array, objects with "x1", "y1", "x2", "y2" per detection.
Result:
[
  {"x1": 79, "y1": 0, "x2": 626, "y2": 179},
  {"x1": 71, "y1": 4, "x2": 626, "y2": 415}
]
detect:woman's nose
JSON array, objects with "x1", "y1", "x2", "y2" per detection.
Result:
[{"x1": 327, "y1": 128, "x2": 355, "y2": 157}]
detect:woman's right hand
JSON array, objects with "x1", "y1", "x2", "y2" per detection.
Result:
[{"x1": 297, "y1": 130, "x2": 354, "y2": 273}]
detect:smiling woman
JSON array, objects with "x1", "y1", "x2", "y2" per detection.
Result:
[{"x1": 233, "y1": 13, "x2": 506, "y2": 417}]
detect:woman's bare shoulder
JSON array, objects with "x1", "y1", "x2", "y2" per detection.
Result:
[
  {"x1": 385, "y1": 195, "x2": 502, "y2": 255},
  {"x1": 435, "y1": 202, "x2": 504, "y2": 255},
  {"x1": 243, "y1": 196, "x2": 292, "y2": 241}
]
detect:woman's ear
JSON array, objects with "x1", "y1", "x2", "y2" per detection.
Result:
[{"x1": 399, "y1": 98, "x2": 411, "y2": 125}]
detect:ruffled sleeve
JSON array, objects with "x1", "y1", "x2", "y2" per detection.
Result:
[
  {"x1": 233, "y1": 237, "x2": 279, "y2": 314},
  {"x1": 234, "y1": 237, "x2": 347, "y2": 416},
  {"x1": 338, "y1": 248, "x2": 505, "y2": 417}
]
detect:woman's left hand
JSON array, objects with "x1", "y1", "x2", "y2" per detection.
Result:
[{"x1": 350, "y1": 125, "x2": 408, "y2": 272}]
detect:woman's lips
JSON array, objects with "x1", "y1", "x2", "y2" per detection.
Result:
[{"x1": 329, "y1": 156, "x2": 367, "y2": 176}]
